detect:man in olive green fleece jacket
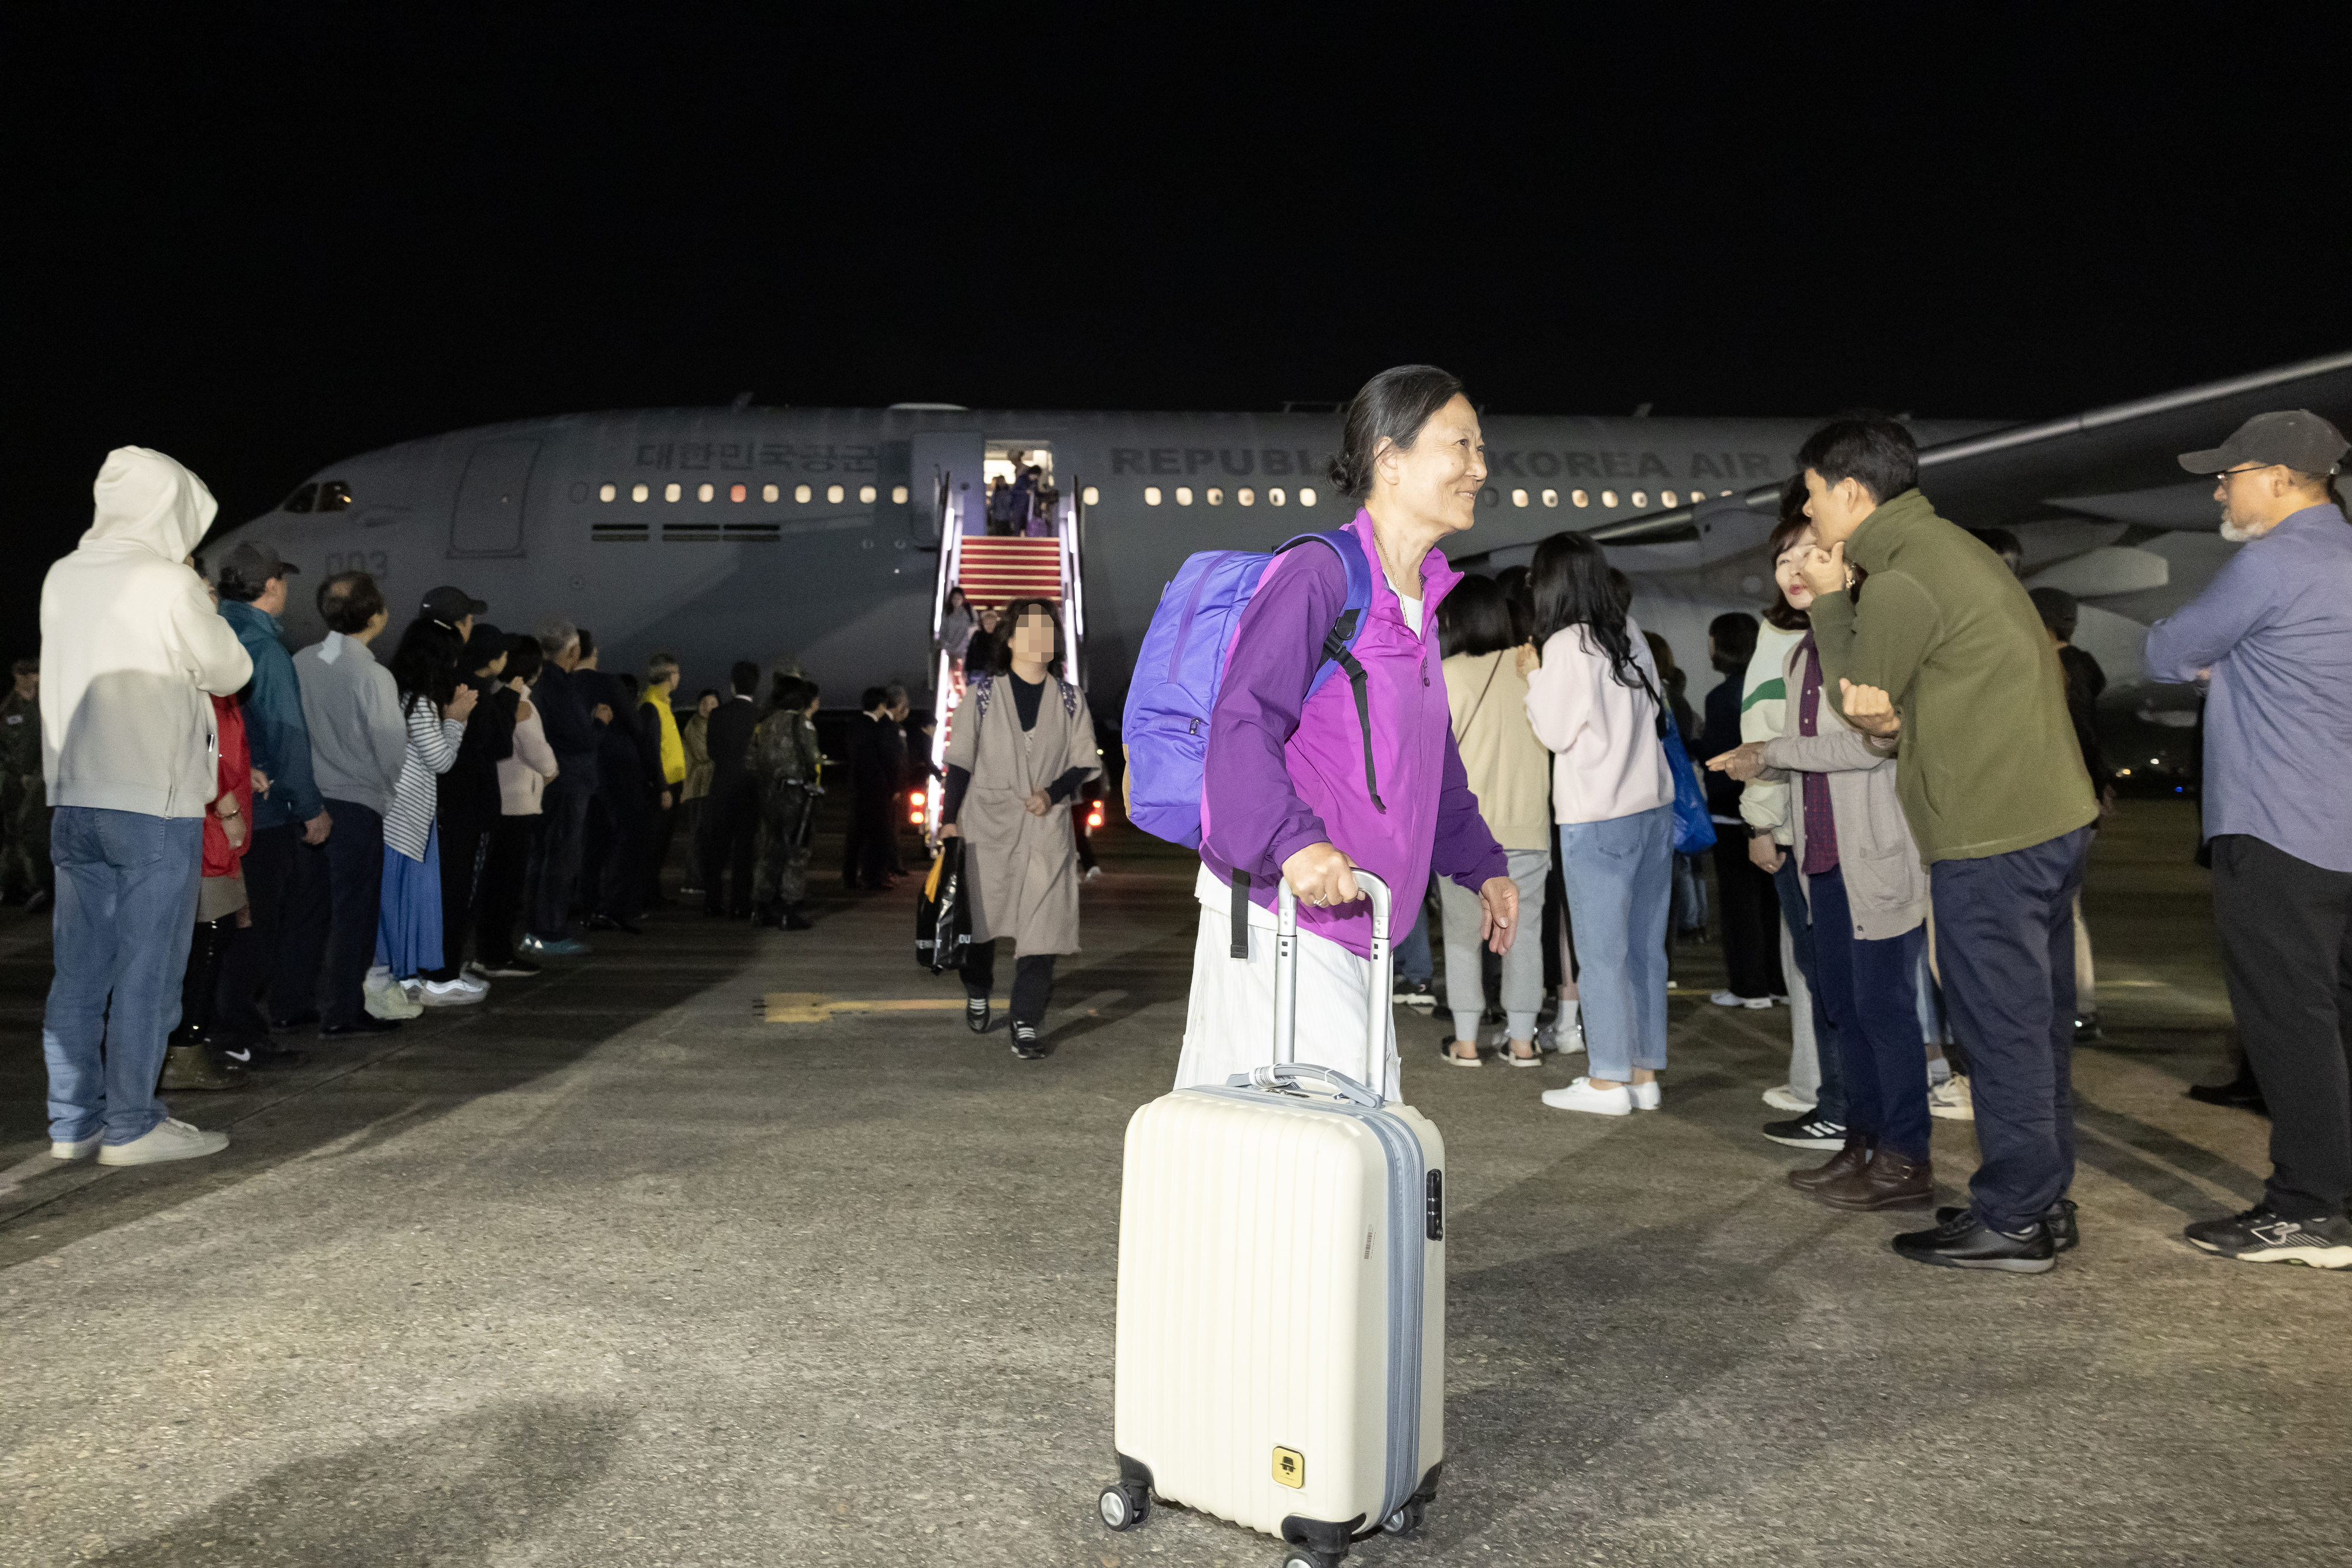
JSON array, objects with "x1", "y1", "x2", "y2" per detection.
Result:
[{"x1": 1793, "y1": 416, "x2": 2096, "y2": 1275}]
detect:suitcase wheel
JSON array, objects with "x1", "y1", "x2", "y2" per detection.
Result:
[
  {"x1": 1381, "y1": 1499, "x2": 1426, "y2": 1536},
  {"x1": 1275, "y1": 1550, "x2": 1341, "y2": 1568},
  {"x1": 1097, "y1": 1483, "x2": 1150, "y2": 1532}
]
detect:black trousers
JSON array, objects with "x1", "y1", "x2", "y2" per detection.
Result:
[
  {"x1": 843, "y1": 789, "x2": 896, "y2": 888},
  {"x1": 700, "y1": 776, "x2": 758, "y2": 914},
  {"x1": 961, "y1": 939, "x2": 1055, "y2": 1028},
  {"x1": 318, "y1": 799, "x2": 385, "y2": 1029},
  {"x1": 583, "y1": 784, "x2": 647, "y2": 922},
  {"x1": 2211, "y1": 834, "x2": 2352, "y2": 1219},
  {"x1": 218, "y1": 819, "x2": 297, "y2": 1039},
  {"x1": 527, "y1": 778, "x2": 592, "y2": 940},
  {"x1": 426, "y1": 814, "x2": 490, "y2": 981},
  {"x1": 1709, "y1": 835, "x2": 1786, "y2": 1001},
  {"x1": 474, "y1": 815, "x2": 537, "y2": 965},
  {"x1": 642, "y1": 798, "x2": 677, "y2": 903}
]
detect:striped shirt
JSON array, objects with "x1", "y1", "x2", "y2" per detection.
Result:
[{"x1": 385, "y1": 694, "x2": 465, "y2": 861}]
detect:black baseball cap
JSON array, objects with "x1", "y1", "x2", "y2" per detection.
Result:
[
  {"x1": 422, "y1": 584, "x2": 488, "y2": 623},
  {"x1": 220, "y1": 540, "x2": 299, "y2": 584},
  {"x1": 2177, "y1": 410, "x2": 2348, "y2": 476}
]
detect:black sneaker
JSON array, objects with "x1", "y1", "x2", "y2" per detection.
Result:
[
  {"x1": 1892, "y1": 1209, "x2": 2056, "y2": 1274},
  {"x1": 2183, "y1": 1206, "x2": 2352, "y2": 1269},
  {"x1": 219, "y1": 1039, "x2": 310, "y2": 1071},
  {"x1": 270, "y1": 1008, "x2": 321, "y2": 1031},
  {"x1": 1393, "y1": 978, "x2": 1435, "y2": 1009},
  {"x1": 1940, "y1": 1198, "x2": 2077, "y2": 1252},
  {"x1": 320, "y1": 1014, "x2": 402, "y2": 1039},
  {"x1": 2073, "y1": 1012, "x2": 2104, "y2": 1045},
  {"x1": 1010, "y1": 1024, "x2": 1045, "y2": 1059},
  {"x1": 1763, "y1": 1114, "x2": 1848, "y2": 1150},
  {"x1": 965, "y1": 997, "x2": 991, "y2": 1034}
]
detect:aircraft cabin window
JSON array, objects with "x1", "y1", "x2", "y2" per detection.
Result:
[
  {"x1": 1601, "y1": 490, "x2": 1618, "y2": 507},
  {"x1": 1237, "y1": 487, "x2": 1255, "y2": 506},
  {"x1": 1269, "y1": 487, "x2": 1287, "y2": 506},
  {"x1": 1144, "y1": 486, "x2": 1162, "y2": 506},
  {"x1": 1175, "y1": 487, "x2": 1194, "y2": 506},
  {"x1": 1631, "y1": 490, "x2": 1648, "y2": 508},
  {"x1": 699, "y1": 483, "x2": 716, "y2": 503},
  {"x1": 1298, "y1": 487, "x2": 1317, "y2": 507},
  {"x1": 282, "y1": 484, "x2": 317, "y2": 513},
  {"x1": 796, "y1": 484, "x2": 813, "y2": 503},
  {"x1": 633, "y1": 483, "x2": 650, "y2": 503},
  {"x1": 1511, "y1": 489, "x2": 1529, "y2": 508},
  {"x1": 827, "y1": 484, "x2": 846, "y2": 504},
  {"x1": 1080, "y1": 486, "x2": 1098, "y2": 506},
  {"x1": 665, "y1": 483, "x2": 683, "y2": 502},
  {"x1": 1662, "y1": 490, "x2": 1679, "y2": 507},
  {"x1": 763, "y1": 484, "x2": 780, "y2": 503},
  {"x1": 859, "y1": 484, "x2": 878, "y2": 504},
  {"x1": 1206, "y1": 487, "x2": 1224, "y2": 506},
  {"x1": 1571, "y1": 489, "x2": 1589, "y2": 507},
  {"x1": 315, "y1": 482, "x2": 353, "y2": 512},
  {"x1": 1541, "y1": 489, "x2": 1559, "y2": 508},
  {"x1": 894, "y1": 485, "x2": 911, "y2": 504},
  {"x1": 730, "y1": 483, "x2": 747, "y2": 503},
  {"x1": 599, "y1": 483, "x2": 617, "y2": 503}
]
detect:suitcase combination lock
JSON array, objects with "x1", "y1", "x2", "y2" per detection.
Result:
[{"x1": 1425, "y1": 1169, "x2": 1444, "y2": 1241}]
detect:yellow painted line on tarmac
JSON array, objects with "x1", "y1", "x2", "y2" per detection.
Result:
[{"x1": 760, "y1": 992, "x2": 1007, "y2": 1023}]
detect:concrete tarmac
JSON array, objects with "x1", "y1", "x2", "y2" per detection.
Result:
[{"x1": 3, "y1": 798, "x2": 2345, "y2": 1567}]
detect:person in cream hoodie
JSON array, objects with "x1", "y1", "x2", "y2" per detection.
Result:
[{"x1": 40, "y1": 447, "x2": 253, "y2": 1167}]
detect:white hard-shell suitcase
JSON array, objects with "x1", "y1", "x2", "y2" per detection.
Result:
[{"x1": 1104, "y1": 871, "x2": 1444, "y2": 1568}]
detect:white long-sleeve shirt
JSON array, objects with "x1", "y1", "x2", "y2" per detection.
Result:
[{"x1": 1524, "y1": 616, "x2": 1673, "y2": 825}]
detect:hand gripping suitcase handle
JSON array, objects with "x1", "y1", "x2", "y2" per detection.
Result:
[
  {"x1": 1272, "y1": 869, "x2": 1392, "y2": 1090},
  {"x1": 1224, "y1": 1062, "x2": 1384, "y2": 1107}
]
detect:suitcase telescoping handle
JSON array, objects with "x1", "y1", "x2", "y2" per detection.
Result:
[{"x1": 1228, "y1": 869, "x2": 1392, "y2": 1101}]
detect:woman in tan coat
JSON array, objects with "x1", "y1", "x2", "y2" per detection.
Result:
[{"x1": 937, "y1": 597, "x2": 1100, "y2": 1059}]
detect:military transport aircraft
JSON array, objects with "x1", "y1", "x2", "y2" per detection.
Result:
[{"x1": 202, "y1": 348, "x2": 2352, "y2": 785}]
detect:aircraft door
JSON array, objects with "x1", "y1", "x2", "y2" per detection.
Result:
[
  {"x1": 910, "y1": 431, "x2": 983, "y2": 543},
  {"x1": 449, "y1": 438, "x2": 539, "y2": 557}
]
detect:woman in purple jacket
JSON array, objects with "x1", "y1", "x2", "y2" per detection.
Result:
[{"x1": 1175, "y1": 366, "x2": 1518, "y2": 1100}]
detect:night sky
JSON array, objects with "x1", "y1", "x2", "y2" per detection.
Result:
[{"x1": 10, "y1": 9, "x2": 2346, "y2": 657}]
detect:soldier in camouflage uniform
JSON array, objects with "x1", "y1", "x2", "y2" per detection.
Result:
[
  {"x1": 0, "y1": 657, "x2": 48, "y2": 908},
  {"x1": 750, "y1": 674, "x2": 824, "y2": 928}
]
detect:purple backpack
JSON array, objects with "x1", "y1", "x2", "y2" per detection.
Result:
[{"x1": 1121, "y1": 529, "x2": 1380, "y2": 849}]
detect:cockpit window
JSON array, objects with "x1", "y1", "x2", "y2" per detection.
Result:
[
  {"x1": 282, "y1": 483, "x2": 318, "y2": 513},
  {"x1": 315, "y1": 481, "x2": 354, "y2": 512}
]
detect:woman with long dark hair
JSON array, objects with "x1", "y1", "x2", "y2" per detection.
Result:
[
  {"x1": 376, "y1": 617, "x2": 479, "y2": 1008},
  {"x1": 1524, "y1": 530, "x2": 1673, "y2": 1114},
  {"x1": 1177, "y1": 365, "x2": 1514, "y2": 1099},
  {"x1": 937, "y1": 596, "x2": 1101, "y2": 1058}
]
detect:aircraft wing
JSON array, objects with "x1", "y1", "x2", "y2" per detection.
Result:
[{"x1": 1589, "y1": 347, "x2": 2352, "y2": 544}]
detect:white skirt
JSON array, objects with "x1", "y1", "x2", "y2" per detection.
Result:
[{"x1": 1174, "y1": 866, "x2": 1402, "y2": 1102}]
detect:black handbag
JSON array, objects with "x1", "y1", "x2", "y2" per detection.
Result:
[{"x1": 916, "y1": 838, "x2": 972, "y2": 974}]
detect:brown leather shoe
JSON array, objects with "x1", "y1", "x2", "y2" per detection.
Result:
[
  {"x1": 159, "y1": 1045, "x2": 249, "y2": 1092},
  {"x1": 1788, "y1": 1134, "x2": 1870, "y2": 1193},
  {"x1": 1812, "y1": 1147, "x2": 1933, "y2": 1211}
]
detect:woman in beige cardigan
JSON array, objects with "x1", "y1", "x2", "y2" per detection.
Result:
[
  {"x1": 1709, "y1": 529, "x2": 1936, "y2": 1215},
  {"x1": 937, "y1": 598, "x2": 1101, "y2": 1059}
]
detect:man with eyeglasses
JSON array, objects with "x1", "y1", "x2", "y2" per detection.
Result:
[{"x1": 2150, "y1": 409, "x2": 2352, "y2": 1269}]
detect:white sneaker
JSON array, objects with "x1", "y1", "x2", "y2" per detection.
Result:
[
  {"x1": 1762, "y1": 1084, "x2": 1814, "y2": 1112},
  {"x1": 1929, "y1": 1072, "x2": 1975, "y2": 1121},
  {"x1": 1629, "y1": 1079, "x2": 1662, "y2": 1111},
  {"x1": 51, "y1": 1134, "x2": 101, "y2": 1160},
  {"x1": 365, "y1": 969, "x2": 422, "y2": 1019},
  {"x1": 96, "y1": 1118, "x2": 228, "y2": 1166},
  {"x1": 1541, "y1": 1077, "x2": 1634, "y2": 1116},
  {"x1": 449, "y1": 972, "x2": 490, "y2": 997},
  {"x1": 1709, "y1": 990, "x2": 1772, "y2": 1010},
  {"x1": 416, "y1": 978, "x2": 486, "y2": 1007}
]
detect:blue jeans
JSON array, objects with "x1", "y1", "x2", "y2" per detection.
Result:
[
  {"x1": 1771, "y1": 858, "x2": 1846, "y2": 1124},
  {"x1": 1558, "y1": 804, "x2": 1672, "y2": 1081},
  {"x1": 43, "y1": 806, "x2": 203, "y2": 1145},
  {"x1": 1396, "y1": 905, "x2": 1433, "y2": 985},
  {"x1": 1932, "y1": 827, "x2": 2092, "y2": 1234},
  {"x1": 1807, "y1": 867, "x2": 1929, "y2": 1161}
]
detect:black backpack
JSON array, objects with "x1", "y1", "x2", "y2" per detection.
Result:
[{"x1": 916, "y1": 838, "x2": 972, "y2": 975}]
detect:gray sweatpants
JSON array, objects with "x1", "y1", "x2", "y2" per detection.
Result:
[{"x1": 1440, "y1": 845, "x2": 1552, "y2": 1042}]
